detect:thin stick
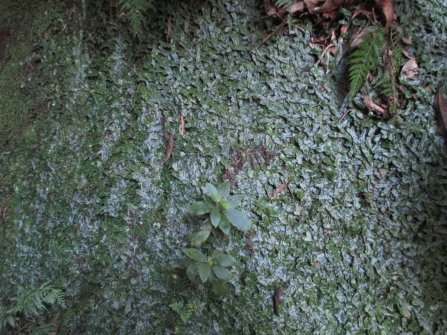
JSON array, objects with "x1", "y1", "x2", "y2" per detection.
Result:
[{"x1": 260, "y1": 17, "x2": 288, "y2": 46}]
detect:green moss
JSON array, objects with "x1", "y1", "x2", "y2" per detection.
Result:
[{"x1": 1, "y1": 0, "x2": 447, "y2": 334}]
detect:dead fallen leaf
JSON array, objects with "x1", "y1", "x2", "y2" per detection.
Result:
[
  {"x1": 264, "y1": 0, "x2": 276, "y2": 16},
  {"x1": 304, "y1": 0, "x2": 318, "y2": 12},
  {"x1": 375, "y1": 0, "x2": 394, "y2": 32},
  {"x1": 362, "y1": 95, "x2": 389, "y2": 116},
  {"x1": 289, "y1": 1, "x2": 305, "y2": 13},
  {"x1": 401, "y1": 48, "x2": 412, "y2": 58},
  {"x1": 313, "y1": 0, "x2": 356, "y2": 13},
  {"x1": 322, "y1": 11, "x2": 338, "y2": 20},
  {"x1": 164, "y1": 134, "x2": 174, "y2": 163},
  {"x1": 179, "y1": 113, "x2": 185, "y2": 137},
  {"x1": 270, "y1": 182, "x2": 289, "y2": 199},
  {"x1": 278, "y1": 7, "x2": 288, "y2": 16},
  {"x1": 273, "y1": 287, "x2": 282, "y2": 316},
  {"x1": 434, "y1": 91, "x2": 447, "y2": 137},
  {"x1": 402, "y1": 37, "x2": 412, "y2": 45},
  {"x1": 401, "y1": 57, "x2": 418, "y2": 79},
  {"x1": 327, "y1": 45, "x2": 336, "y2": 56},
  {"x1": 341, "y1": 24, "x2": 349, "y2": 34},
  {"x1": 350, "y1": 28, "x2": 370, "y2": 48}
]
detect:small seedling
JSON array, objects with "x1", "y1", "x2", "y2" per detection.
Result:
[
  {"x1": 170, "y1": 301, "x2": 205, "y2": 323},
  {"x1": 183, "y1": 249, "x2": 237, "y2": 283},
  {"x1": 189, "y1": 182, "x2": 252, "y2": 237}
]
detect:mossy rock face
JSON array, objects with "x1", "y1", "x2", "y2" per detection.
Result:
[{"x1": 1, "y1": 0, "x2": 447, "y2": 334}]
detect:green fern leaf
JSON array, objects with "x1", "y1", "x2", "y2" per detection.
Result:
[
  {"x1": 1, "y1": 283, "x2": 65, "y2": 333},
  {"x1": 11, "y1": 282, "x2": 65, "y2": 318},
  {"x1": 275, "y1": 0, "x2": 294, "y2": 8},
  {"x1": 30, "y1": 322, "x2": 54, "y2": 335},
  {"x1": 376, "y1": 75, "x2": 393, "y2": 96},
  {"x1": 119, "y1": 0, "x2": 154, "y2": 37},
  {"x1": 348, "y1": 27, "x2": 385, "y2": 101}
]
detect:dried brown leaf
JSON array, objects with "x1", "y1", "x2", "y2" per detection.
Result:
[
  {"x1": 362, "y1": 95, "x2": 388, "y2": 116},
  {"x1": 375, "y1": 0, "x2": 394, "y2": 32},
  {"x1": 270, "y1": 182, "x2": 289, "y2": 199},
  {"x1": 264, "y1": 0, "x2": 277, "y2": 16},
  {"x1": 277, "y1": 7, "x2": 288, "y2": 16},
  {"x1": 289, "y1": 1, "x2": 305, "y2": 13},
  {"x1": 327, "y1": 45, "x2": 337, "y2": 56},
  {"x1": 179, "y1": 112, "x2": 185, "y2": 137},
  {"x1": 273, "y1": 287, "x2": 282, "y2": 316},
  {"x1": 304, "y1": 0, "x2": 318, "y2": 12},
  {"x1": 350, "y1": 28, "x2": 369, "y2": 48},
  {"x1": 401, "y1": 48, "x2": 412, "y2": 58},
  {"x1": 322, "y1": 10, "x2": 338, "y2": 20},
  {"x1": 313, "y1": 0, "x2": 356, "y2": 13},
  {"x1": 164, "y1": 134, "x2": 174, "y2": 163},
  {"x1": 402, "y1": 37, "x2": 412, "y2": 45},
  {"x1": 434, "y1": 91, "x2": 447, "y2": 137},
  {"x1": 401, "y1": 57, "x2": 418, "y2": 79}
]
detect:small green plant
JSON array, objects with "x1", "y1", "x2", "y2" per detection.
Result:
[
  {"x1": 0, "y1": 282, "x2": 65, "y2": 332},
  {"x1": 183, "y1": 182, "x2": 252, "y2": 285},
  {"x1": 189, "y1": 182, "x2": 251, "y2": 237},
  {"x1": 183, "y1": 249, "x2": 237, "y2": 283},
  {"x1": 170, "y1": 301, "x2": 206, "y2": 323}
]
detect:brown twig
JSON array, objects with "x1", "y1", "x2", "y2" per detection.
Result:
[
  {"x1": 273, "y1": 287, "x2": 282, "y2": 316},
  {"x1": 179, "y1": 112, "x2": 185, "y2": 137},
  {"x1": 260, "y1": 17, "x2": 288, "y2": 45},
  {"x1": 270, "y1": 181, "x2": 290, "y2": 200},
  {"x1": 164, "y1": 134, "x2": 174, "y2": 163}
]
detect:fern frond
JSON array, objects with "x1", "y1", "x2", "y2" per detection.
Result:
[
  {"x1": 1, "y1": 282, "x2": 65, "y2": 333},
  {"x1": 118, "y1": 0, "x2": 154, "y2": 37},
  {"x1": 377, "y1": 75, "x2": 393, "y2": 96},
  {"x1": 30, "y1": 322, "x2": 54, "y2": 335},
  {"x1": 275, "y1": 0, "x2": 294, "y2": 8},
  {"x1": 170, "y1": 301, "x2": 205, "y2": 323},
  {"x1": 170, "y1": 302, "x2": 183, "y2": 314},
  {"x1": 348, "y1": 27, "x2": 385, "y2": 101},
  {"x1": 12, "y1": 282, "x2": 65, "y2": 318}
]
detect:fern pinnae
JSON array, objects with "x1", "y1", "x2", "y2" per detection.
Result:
[
  {"x1": 1, "y1": 282, "x2": 65, "y2": 332},
  {"x1": 275, "y1": 0, "x2": 294, "y2": 8},
  {"x1": 348, "y1": 27, "x2": 385, "y2": 101},
  {"x1": 118, "y1": 0, "x2": 154, "y2": 37},
  {"x1": 10, "y1": 282, "x2": 65, "y2": 318},
  {"x1": 377, "y1": 75, "x2": 393, "y2": 97}
]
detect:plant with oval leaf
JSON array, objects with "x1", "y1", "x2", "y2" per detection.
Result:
[
  {"x1": 189, "y1": 182, "x2": 252, "y2": 238},
  {"x1": 183, "y1": 182, "x2": 252, "y2": 284},
  {"x1": 183, "y1": 249, "x2": 238, "y2": 283}
]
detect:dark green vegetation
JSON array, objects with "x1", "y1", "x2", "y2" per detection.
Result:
[
  {"x1": 118, "y1": 0, "x2": 155, "y2": 37},
  {"x1": 1, "y1": 0, "x2": 447, "y2": 334},
  {"x1": 185, "y1": 182, "x2": 250, "y2": 285},
  {"x1": 184, "y1": 248, "x2": 238, "y2": 284},
  {"x1": 189, "y1": 182, "x2": 252, "y2": 235},
  {"x1": 347, "y1": 27, "x2": 386, "y2": 101},
  {"x1": 1, "y1": 282, "x2": 65, "y2": 331}
]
